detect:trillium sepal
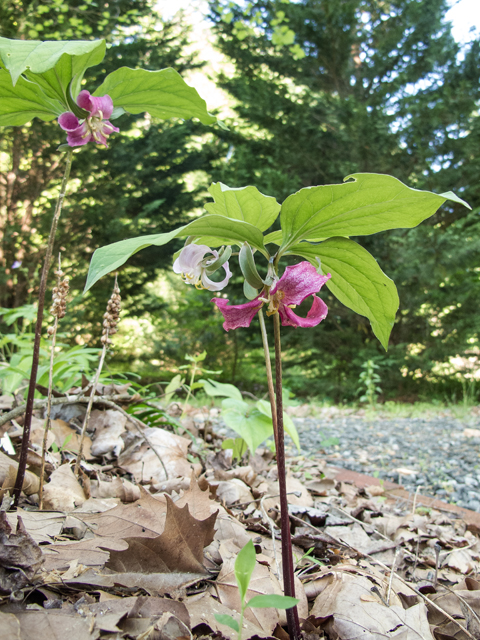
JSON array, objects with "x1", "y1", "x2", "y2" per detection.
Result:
[
  {"x1": 213, "y1": 261, "x2": 331, "y2": 331},
  {"x1": 173, "y1": 244, "x2": 232, "y2": 292}
]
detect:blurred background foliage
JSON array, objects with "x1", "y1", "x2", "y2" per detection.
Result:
[{"x1": 1, "y1": 0, "x2": 479, "y2": 402}]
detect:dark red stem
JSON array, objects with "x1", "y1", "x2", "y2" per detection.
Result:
[
  {"x1": 13, "y1": 149, "x2": 73, "y2": 506},
  {"x1": 273, "y1": 312, "x2": 301, "y2": 640}
]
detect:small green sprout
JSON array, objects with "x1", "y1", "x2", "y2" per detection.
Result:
[{"x1": 214, "y1": 540, "x2": 299, "y2": 639}]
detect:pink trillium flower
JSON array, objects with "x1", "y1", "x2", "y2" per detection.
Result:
[
  {"x1": 213, "y1": 261, "x2": 331, "y2": 331},
  {"x1": 58, "y1": 90, "x2": 119, "y2": 148},
  {"x1": 173, "y1": 244, "x2": 232, "y2": 292}
]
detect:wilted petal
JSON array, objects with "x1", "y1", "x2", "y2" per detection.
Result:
[
  {"x1": 201, "y1": 261, "x2": 232, "y2": 292},
  {"x1": 58, "y1": 112, "x2": 91, "y2": 146},
  {"x1": 271, "y1": 262, "x2": 330, "y2": 306},
  {"x1": 173, "y1": 245, "x2": 210, "y2": 276},
  {"x1": 278, "y1": 294, "x2": 329, "y2": 328},
  {"x1": 213, "y1": 296, "x2": 264, "y2": 331}
]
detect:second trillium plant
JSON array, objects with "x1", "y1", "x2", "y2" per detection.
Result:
[{"x1": 85, "y1": 174, "x2": 470, "y2": 640}]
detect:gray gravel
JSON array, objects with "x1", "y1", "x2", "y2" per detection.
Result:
[{"x1": 292, "y1": 407, "x2": 480, "y2": 512}]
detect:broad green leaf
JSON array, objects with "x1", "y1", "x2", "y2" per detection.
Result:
[
  {"x1": 214, "y1": 614, "x2": 240, "y2": 632},
  {"x1": 94, "y1": 67, "x2": 216, "y2": 125},
  {"x1": 221, "y1": 399, "x2": 273, "y2": 454},
  {"x1": 279, "y1": 173, "x2": 471, "y2": 253},
  {"x1": 199, "y1": 378, "x2": 243, "y2": 401},
  {"x1": 264, "y1": 230, "x2": 283, "y2": 245},
  {"x1": 0, "y1": 37, "x2": 105, "y2": 86},
  {"x1": 84, "y1": 216, "x2": 266, "y2": 292},
  {"x1": 24, "y1": 42, "x2": 106, "y2": 106},
  {"x1": 288, "y1": 237, "x2": 399, "y2": 350},
  {"x1": 235, "y1": 540, "x2": 256, "y2": 601},
  {"x1": 256, "y1": 399, "x2": 300, "y2": 450},
  {"x1": 247, "y1": 595, "x2": 299, "y2": 609},
  {"x1": 0, "y1": 70, "x2": 63, "y2": 126},
  {"x1": 205, "y1": 183, "x2": 280, "y2": 231}
]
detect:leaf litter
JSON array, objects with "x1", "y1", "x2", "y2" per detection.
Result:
[{"x1": 1, "y1": 397, "x2": 480, "y2": 639}]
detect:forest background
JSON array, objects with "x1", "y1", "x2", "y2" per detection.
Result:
[{"x1": 1, "y1": 0, "x2": 479, "y2": 404}]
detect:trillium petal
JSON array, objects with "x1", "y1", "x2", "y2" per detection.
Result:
[
  {"x1": 77, "y1": 90, "x2": 94, "y2": 112},
  {"x1": 278, "y1": 294, "x2": 329, "y2": 328},
  {"x1": 90, "y1": 94, "x2": 115, "y2": 119},
  {"x1": 58, "y1": 112, "x2": 80, "y2": 131},
  {"x1": 201, "y1": 261, "x2": 232, "y2": 291},
  {"x1": 271, "y1": 262, "x2": 331, "y2": 306},
  {"x1": 213, "y1": 296, "x2": 264, "y2": 331}
]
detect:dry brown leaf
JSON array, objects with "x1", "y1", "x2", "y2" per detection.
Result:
[
  {"x1": 446, "y1": 549, "x2": 478, "y2": 574},
  {"x1": 118, "y1": 427, "x2": 201, "y2": 483},
  {"x1": 215, "y1": 466, "x2": 257, "y2": 487},
  {"x1": 0, "y1": 513, "x2": 43, "y2": 593},
  {"x1": 49, "y1": 419, "x2": 93, "y2": 459},
  {"x1": 89, "y1": 409, "x2": 127, "y2": 457},
  {"x1": 6, "y1": 508, "x2": 64, "y2": 544},
  {"x1": 260, "y1": 475, "x2": 314, "y2": 514},
  {"x1": 0, "y1": 611, "x2": 21, "y2": 640},
  {"x1": 90, "y1": 476, "x2": 140, "y2": 502},
  {"x1": 42, "y1": 464, "x2": 87, "y2": 511},
  {"x1": 305, "y1": 477, "x2": 337, "y2": 496},
  {"x1": 42, "y1": 536, "x2": 128, "y2": 571},
  {"x1": 0, "y1": 450, "x2": 40, "y2": 495},
  {"x1": 82, "y1": 485, "x2": 168, "y2": 540},
  {"x1": 106, "y1": 495, "x2": 217, "y2": 575},
  {"x1": 12, "y1": 611, "x2": 94, "y2": 640},
  {"x1": 311, "y1": 570, "x2": 434, "y2": 640},
  {"x1": 215, "y1": 478, "x2": 254, "y2": 506},
  {"x1": 324, "y1": 522, "x2": 396, "y2": 555}
]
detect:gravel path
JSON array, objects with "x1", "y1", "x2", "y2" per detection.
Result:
[{"x1": 291, "y1": 406, "x2": 480, "y2": 511}]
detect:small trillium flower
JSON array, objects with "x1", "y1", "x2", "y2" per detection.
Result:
[
  {"x1": 173, "y1": 244, "x2": 232, "y2": 292},
  {"x1": 213, "y1": 261, "x2": 331, "y2": 331},
  {"x1": 58, "y1": 90, "x2": 119, "y2": 148}
]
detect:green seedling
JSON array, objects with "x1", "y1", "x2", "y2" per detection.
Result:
[
  {"x1": 222, "y1": 437, "x2": 249, "y2": 462},
  {"x1": 214, "y1": 540, "x2": 299, "y2": 639},
  {"x1": 50, "y1": 433, "x2": 73, "y2": 454}
]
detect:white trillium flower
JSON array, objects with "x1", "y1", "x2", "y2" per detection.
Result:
[{"x1": 173, "y1": 244, "x2": 232, "y2": 292}]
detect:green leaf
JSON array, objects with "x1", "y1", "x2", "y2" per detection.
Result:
[
  {"x1": 235, "y1": 540, "x2": 256, "y2": 602},
  {"x1": 247, "y1": 595, "x2": 299, "y2": 609},
  {"x1": 264, "y1": 230, "x2": 283, "y2": 245},
  {"x1": 164, "y1": 374, "x2": 183, "y2": 404},
  {"x1": 0, "y1": 70, "x2": 63, "y2": 125},
  {"x1": 221, "y1": 400, "x2": 274, "y2": 454},
  {"x1": 199, "y1": 378, "x2": 243, "y2": 401},
  {"x1": 0, "y1": 37, "x2": 105, "y2": 86},
  {"x1": 205, "y1": 182, "x2": 280, "y2": 232},
  {"x1": 279, "y1": 173, "x2": 471, "y2": 253},
  {"x1": 256, "y1": 399, "x2": 300, "y2": 450},
  {"x1": 214, "y1": 613, "x2": 240, "y2": 632},
  {"x1": 94, "y1": 67, "x2": 216, "y2": 125},
  {"x1": 84, "y1": 216, "x2": 266, "y2": 292},
  {"x1": 288, "y1": 237, "x2": 399, "y2": 350}
]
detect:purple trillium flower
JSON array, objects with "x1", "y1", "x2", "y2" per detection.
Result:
[
  {"x1": 213, "y1": 261, "x2": 331, "y2": 331},
  {"x1": 58, "y1": 90, "x2": 119, "y2": 148},
  {"x1": 173, "y1": 244, "x2": 232, "y2": 292}
]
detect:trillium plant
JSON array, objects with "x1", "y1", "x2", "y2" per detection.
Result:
[
  {"x1": 84, "y1": 176, "x2": 469, "y2": 639},
  {"x1": 0, "y1": 36, "x2": 217, "y2": 506},
  {"x1": 1, "y1": 34, "x2": 471, "y2": 640}
]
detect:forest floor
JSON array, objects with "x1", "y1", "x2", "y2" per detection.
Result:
[{"x1": 1, "y1": 389, "x2": 479, "y2": 640}]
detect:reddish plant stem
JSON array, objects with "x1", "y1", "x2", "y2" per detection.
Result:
[
  {"x1": 273, "y1": 312, "x2": 301, "y2": 640},
  {"x1": 13, "y1": 149, "x2": 73, "y2": 506}
]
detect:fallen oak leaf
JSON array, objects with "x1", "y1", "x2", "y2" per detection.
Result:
[
  {"x1": 0, "y1": 512, "x2": 43, "y2": 593},
  {"x1": 106, "y1": 495, "x2": 218, "y2": 575}
]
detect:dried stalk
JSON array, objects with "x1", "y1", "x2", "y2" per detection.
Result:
[
  {"x1": 13, "y1": 149, "x2": 73, "y2": 506},
  {"x1": 39, "y1": 255, "x2": 68, "y2": 509},
  {"x1": 74, "y1": 277, "x2": 121, "y2": 475}
]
